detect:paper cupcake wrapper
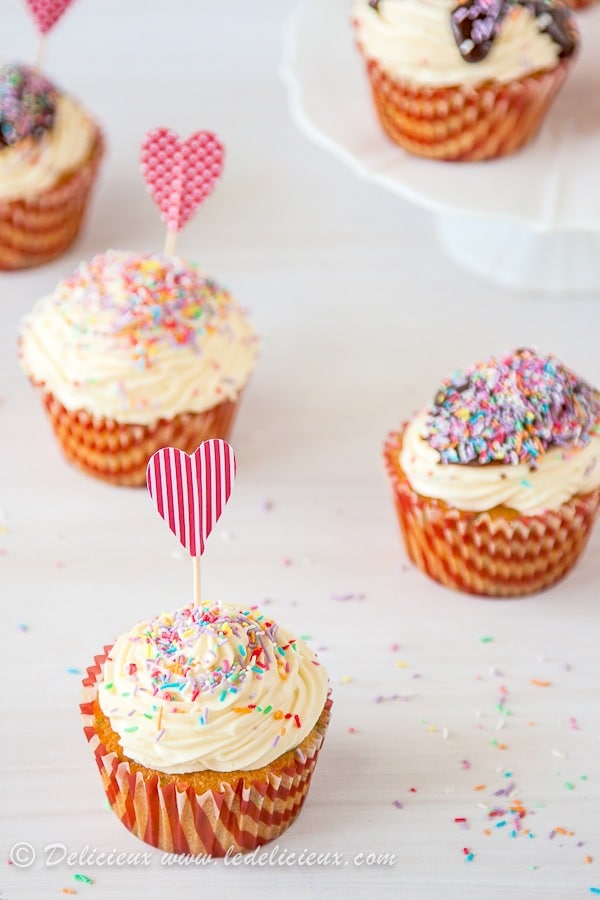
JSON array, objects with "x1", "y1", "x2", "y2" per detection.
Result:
[
  {"x1": 81, "y1": 649, "x2": 332, "y2": 856},
  {"x1": 0, "y1": 127, "x2": 104, "y2": 270},
  {"x1": 37, "y1": 389, "x2": 243, "y2": 487},
  {"x1": 360, "y1": 58, "x2": 572, "y2": 162},
  {"x1": 384, "y1": 430, "x2": 600, "y2": 598}
]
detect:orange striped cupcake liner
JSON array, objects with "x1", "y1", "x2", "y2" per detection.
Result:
[
  {"x1": 81, "y1": 649, "x2": 332, "y2": 856},
  {"x1": 384, "y1": 428, "x2": 600, "y2": 598},
  {"x1": 37, "y1": 389, "x2": 242, "y2": 487},
  {"x1": 362, "y1": 58, "x2": 572, "y2": 162},
  {"x1": 0, "y1": 126, "x2": 104, "y2": 270}
]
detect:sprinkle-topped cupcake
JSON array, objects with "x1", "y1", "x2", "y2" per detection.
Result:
[
  {"x1": 0, "y1": 62, "x2": 103, "y2": 269},
  {"x1": 82, "y1": 601, "x2": 331, "y2": 855},
  {"x1": 384, "y1": 349, "x2": 600, "y2": 597},
  {"x1": 19, "y1": 250, "x2": 259, "y2": 485},
  {"x1": 352, "y1": 0, "x2": 579, "y2": 161}
]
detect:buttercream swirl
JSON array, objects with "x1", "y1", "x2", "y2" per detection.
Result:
[
  {"x1": 0, "y1": 89, "x2": 97, "y2": 201},
  {"x1": 98, "y1": 602, "x2": 329, "y2": 774},
  {"x1": 400, "y1": 409, "x2": 600, "y2": 514},
  {"x1": 399, "y1": 350, "x2": 600, "y2": 515},
  {"x1": 353, "y1": 0, "x2": 572, "y2": 88},
  {"x1": 19, "y1": 250, "x2": 259, "y2": 425}
]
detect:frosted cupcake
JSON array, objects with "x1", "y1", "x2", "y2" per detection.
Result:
[
  {"x1": 81, "y1": 601, "x2": 331, "y2": 855},
  {"x1": 0, "y1": 63, "x2": 103, "y2": 269},
  {"x1": 19, "y1": 250, "x2": 259, "y2": 486},
  {"x1": 352, "y1": 0, "x2": 578, "y2": 161},
  {"x1": 384, "y1": 349, "x2": 600, "y2": 597}
]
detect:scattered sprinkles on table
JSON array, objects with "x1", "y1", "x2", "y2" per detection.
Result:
[{"x1": 422, "y1": 348, "x2": 600, "y2": 466}]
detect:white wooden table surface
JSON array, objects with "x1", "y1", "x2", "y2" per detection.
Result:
[{"x1": 1, "y1": 2, "x2": 599, "y2": 898}]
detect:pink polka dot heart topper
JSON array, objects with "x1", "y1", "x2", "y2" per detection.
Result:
[
  {"x1": 146, "y1": 441, "x2": 236, "y2": 606},
  {"x1": 25, "y1": 0, "x2": 77, "y2": 67},
  {"x1": 25, "y1": 0, "x2": 75, "y2": 35},
  {"x1": 140, "y1": 128, "x2": 225, "y2": 257}
]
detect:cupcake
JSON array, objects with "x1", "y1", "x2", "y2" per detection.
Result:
[
  {"x1": 81, "y1": 601, "x2": 331, "y2": 856},
  {"x1": 0, "y1": 63, "x2": 103, "y2": 269},
  {"x1": 19, "y1": 250, "x2": 259, "y2": 486},
  {"x1": 352, "y1": 0, "x2": 578, "y2": 161},
  {"x1": 384, "y1": 349, "x2": 600, "y2": 597}
]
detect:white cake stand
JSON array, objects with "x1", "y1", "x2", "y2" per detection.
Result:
[{"x1": 281, "y1": 0, "x2": 600, "y2": 291}]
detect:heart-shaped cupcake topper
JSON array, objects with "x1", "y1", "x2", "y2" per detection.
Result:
[
  {"x1": 26, "y1": 0, "x2": 75, "y2": 67},
  {"x1": 146, "y1": 441, "x2": 236, "y2": 605},
  {"x1": 26, "y1": 0, "x2": 74, "y2": 33},
  {"x1": 140, "y1": 127, "x2": 225, "y2": 258}
]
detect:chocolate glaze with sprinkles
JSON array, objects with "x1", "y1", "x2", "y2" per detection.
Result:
[
  {"x1": 367, "y1": 0, "x2": 577, "y2": 64},
  {"x1": 451, "y1": 0, "x2": 577, "y2": 64},
  {"x1": 0, "y1": 63, "x2": 56, "y2": 147},
  {"x1": 422, "y1": 348, "x2": 600, "y2": 466}
]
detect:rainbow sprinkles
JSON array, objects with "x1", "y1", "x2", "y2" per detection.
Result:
[
  {"x1": 59, "y1": 251, "x2": 230, "y2": 367},
  {"x1": 422, "y1": 348, "x2": 600, "y2": 467},
  {"x1": 99, "y1": 600, "x2": 326, "y2": 774}
]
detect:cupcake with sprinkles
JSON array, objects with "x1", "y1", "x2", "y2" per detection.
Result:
[
  {"x1": 352, "y1": 0, "x2": 579, "y2": 161},
  {"x1": 82, "y1": 601, "x2": 331, "y2": 855},
  {"x1": 0, "y1": 0, "x2": 104, "y2": 269},
  {"x1": 19, "y1": 129, "x2": 258, "y2": 486},
  {"x1": 81, "y1": 443, "x2": 331, "y2": 855},
  {"x1": 384, "y1": 349, "x2": 600, "y2": 597},
  {"x1": 19, "y1": 249, "x2": 259, "y2": 485}
]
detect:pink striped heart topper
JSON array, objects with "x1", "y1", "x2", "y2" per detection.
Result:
[
  {"x1": 26, "y1": 0, "x2": 75, "y2": 35},
  {"x1": 146, "y1": 441, "x2": 236, "y2": 557},
  {"x1": 140, "y1": 128, "x2": 225, "y2": 234}
]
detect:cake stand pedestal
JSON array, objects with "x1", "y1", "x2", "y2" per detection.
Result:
[{"x1": 435, "y1": 215, "x2": 600, "y2": 291}]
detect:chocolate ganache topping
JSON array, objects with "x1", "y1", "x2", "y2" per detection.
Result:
[
  {"x1": 367, "y1": 0, "x2": 576, "y2": 64},
  {"x1": 451, "y1": 0, "x2": 577, "y2": 64},
  {"x1": 423, "y1": 348, "x2": 600, "y2": 467},
  {"x1": 0, "y1": 63, "x2": 56, "y2": 147}
]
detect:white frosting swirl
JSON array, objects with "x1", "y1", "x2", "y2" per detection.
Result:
[
  {"x1": 400, "y1": 411, "x2": 600, "y2": 514},
  {"x1": 352, "y1": 0, "x2": 563, "y2": 88},
  {"x1": 0, "y1": 95, "x2": 97, "y2": 202},
  {"x1": 19, "y1": 250, "x2": 259, "y2": 425},
  {"x1": 98, "y1": 602, "x2": 329, "y2": 774}
]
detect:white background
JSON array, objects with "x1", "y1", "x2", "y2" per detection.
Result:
[{"x1": 1, "y1": 2, "x2": 599, "y2": 899}]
